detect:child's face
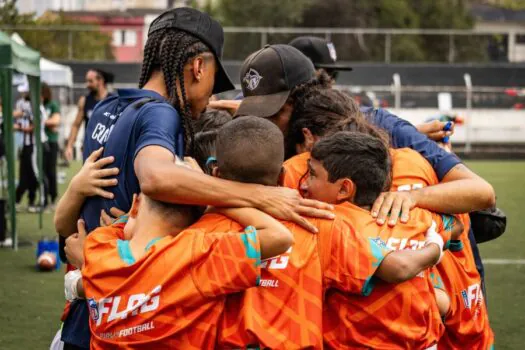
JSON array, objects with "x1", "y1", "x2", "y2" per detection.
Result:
[{"x1": 301, "y1": 158, "x2": 341, "y2": 204}]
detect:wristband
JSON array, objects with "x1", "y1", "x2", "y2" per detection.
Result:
[
  {"x1": 425, "y1": 221, "x2": 445, "y2": 264},
  {"x1": 65, "y1": 269, "x2": 83, "y2": 302}
]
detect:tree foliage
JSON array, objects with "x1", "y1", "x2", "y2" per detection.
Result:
[
  {"x1": 0, "y1": 1, "x2": 113, "y2": 60},
  {"x1": 208, "y1": 0, "x2": 488, "y2": 62}
]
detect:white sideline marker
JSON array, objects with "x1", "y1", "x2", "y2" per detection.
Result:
[{"x1": 483, "y1": 259, "x2": 525, "y2": 265}]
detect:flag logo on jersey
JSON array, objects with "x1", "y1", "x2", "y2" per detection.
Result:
[
  {"x1": 88, "y1": 298, "x2": 99, "y2": 321},
  {"x1": 461, "y1": 290, "x2": 470, "y2": 308},
  {"x1": 371, "y1": 237, "x2": 388, "y2": 249}
]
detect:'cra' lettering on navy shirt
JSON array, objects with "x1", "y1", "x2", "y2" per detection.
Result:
[{"x1": 81, "y1": 89, "x2": 184, "y2": 233}]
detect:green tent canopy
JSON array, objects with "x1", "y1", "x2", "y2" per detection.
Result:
[{"x1": 0, "y1": 30, "x2": 43, "y2": 250}]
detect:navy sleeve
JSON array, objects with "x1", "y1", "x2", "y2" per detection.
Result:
[
  {"x1": 364, "y1": 107, "x2": 461, "y2": 180},
  {"x1": 133, "y1": 103, "x2": 182, "y2": 161}
]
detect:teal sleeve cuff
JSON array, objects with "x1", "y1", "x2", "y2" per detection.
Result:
[
  {"x1": 449, "y1": 240, "x2": 464, "y2": 252},
  {"x1": 240, "y1": 226, "x2": 262, "y2": 286},
  {"x1": 362, "y1": 276, "x2": 376, "y2": 296}
]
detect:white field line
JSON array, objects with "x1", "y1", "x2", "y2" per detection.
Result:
[{"x1": 483, "y1": 259, "x2": 525, "y2": 265}]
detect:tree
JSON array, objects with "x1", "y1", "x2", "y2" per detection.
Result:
[
  {"x1": 0, "y1": 1, "x2": 113, "y2": 60},
  {"x1": 300, "y1": 0, "x2": 485, "y2": 62},
  {"x1": 202, "y1": 0, "x2": 313, "y2": 60},
  {"x1": 24, "y1": 12, "x2": 114, "y2": 60},
  {"x1": 0, "y1": 0, "x2": 34, "y2": 25}
]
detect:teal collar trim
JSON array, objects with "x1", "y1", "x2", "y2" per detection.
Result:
[
  {"x1": 117, "y1": 239, "x2": 135, "y2": 265},
  {"x1": 117, "y1": 237, "x2": 163, "y2": 265},
  {"x1": 145, "y1": 237, "x2": 162, "y2": 252}
]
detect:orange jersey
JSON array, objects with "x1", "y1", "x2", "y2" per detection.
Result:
[
  {"x1": 324, "y1": 202, "x2": 448, "y2": 350},
  {"x1": 389, "y1": 148, "x2": 494, "y2": 349},
  {"x1": 191, "y1": 213, "x2": 390, "y2": 349},
  {"x1": 82, "y1": 223, "x2": 261, "y2": 349},
  {"x1": 282, "y1": 151, "x2": 310, "y2": 192}
]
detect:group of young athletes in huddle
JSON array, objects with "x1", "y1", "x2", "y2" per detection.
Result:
[{"x1": 53, "y1": 7, "x2": 497, "y2": 350}]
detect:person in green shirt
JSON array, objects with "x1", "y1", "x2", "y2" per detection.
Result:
[{"x1": 41, "y1": 82, "x2": 61, "y2": 209}]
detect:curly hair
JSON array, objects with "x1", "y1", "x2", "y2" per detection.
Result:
[{"x1": 286, "y1": 88, "x2": 389, "y2": 159}]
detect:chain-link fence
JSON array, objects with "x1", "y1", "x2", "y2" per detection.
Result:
[{"x1": 1, "y1": 25, "x2": 524, "y2": 63}]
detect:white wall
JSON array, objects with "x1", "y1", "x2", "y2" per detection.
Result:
[{"x1": 391, "y1": 108, "x2": 525, "y2": 143}]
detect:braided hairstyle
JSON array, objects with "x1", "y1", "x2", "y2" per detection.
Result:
[
  {"x1": 139, "y1": 28, "x2": 212, "y2": 155},
  {"x1": 287, "y1": 88, "x2": 389, "y2": 158}
]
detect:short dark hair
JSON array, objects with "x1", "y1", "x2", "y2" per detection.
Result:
[
  {"x1": 216, "y1": 116, "x2": 284, "y2": 186},
  {"x1": 287, "y1": 88, "x2": 389, "y2": 159},
  {"x1": 145, "y1": 196, "x2": 204, "y2": 228},
  {"x1": 311, "y1": 131, "x2": 391, "y2": 207},
  {"x1": 192, "y1": 130, "x2": 218, "y2": 174},
  {"x1": 88, "y1": 69, "x2": 114, "y2": 85},
  {"x1": 193, "y1": 108, "x2": 232, "y2": 133}
]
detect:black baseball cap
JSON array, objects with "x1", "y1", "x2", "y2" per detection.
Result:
[
  {"x1": 236, "y1": 44, "x2": 315, "y2": 118},
  {"x1": 289, "y1": 36, "x2": 353, "y2": 71},
  {"x1": 148, "y1": 7, "x2": 235, "y2": 94}
]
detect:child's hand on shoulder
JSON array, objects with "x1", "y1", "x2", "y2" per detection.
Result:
[{"x1": 70, "y1": 147, "x2": 119, "y2": 199}]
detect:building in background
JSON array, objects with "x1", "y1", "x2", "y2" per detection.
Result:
[
  {"x1": 16, "y1": 0, "x2": 190, "y2": 62},
  {"x1": 471, "y1": 3, "x2": 525, "y2": 62},
  {"x1": 62, "y1": 8, "x2": 165, "y2": 62},
  {"x1": 17, "y1": 0, "x2": 85, "y2": 16}
]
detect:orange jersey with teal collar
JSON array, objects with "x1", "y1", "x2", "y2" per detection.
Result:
[
  {"x1": 190, "y1": 212, "x2": 391, "y2": 349},
  {"x1": 389, "y1": 148, "x2": 494, "y2": 350},
  {"x1": 324, "y1": 201, "x2": 448, "y2": 350},
  {"x1": 82, "y1": 222, "x2": 261, "y2": 349}
]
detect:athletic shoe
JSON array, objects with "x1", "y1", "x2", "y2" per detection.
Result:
[
  {"x1": 0, "y1": 237, "x2": 13, "y2": 248},
  {"x1": 28, "y1": 205, "x2": 40, "y2": 214},
  {"x1": 15, "y1": 204, "x2": 26, "y2": 213}
]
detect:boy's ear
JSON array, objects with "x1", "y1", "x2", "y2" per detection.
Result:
[
  {"x1": 336, "y1": 178, "x2": 356, "y2": 203},
  {"x1": 278, "y1": 167, "x2": 286, "y2": 186},
  {"x1": 130, "y1": 193, "x2": 141, "y2": 218},
  {"x1": 211, "y1": 166, "x2": 220, "y2": 178}
]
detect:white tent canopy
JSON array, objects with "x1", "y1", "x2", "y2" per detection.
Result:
[{"x1": 11, "y1": 33, "x2": 73, "y2": 87}]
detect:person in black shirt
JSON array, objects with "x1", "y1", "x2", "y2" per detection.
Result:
[{"x1": 64, "y1": 69, "x2": 113, "y2": 162}]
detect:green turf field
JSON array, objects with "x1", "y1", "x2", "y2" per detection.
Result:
[{"x1": 0, "y1": 160, "x2": 523, "y2": 349}]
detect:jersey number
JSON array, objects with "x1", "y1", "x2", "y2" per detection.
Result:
[{"x1": 260, "y1": 247, "x2": 292, "y2": 269}]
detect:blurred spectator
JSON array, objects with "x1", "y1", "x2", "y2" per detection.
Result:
[
  {"x1": 14, "y1": 83, "x2": 38, "y2": 213},
  {"x1": 64, "y1": 69, "x2": 113, "y2": 162},
  {"x1": 42, "y1": 82, "x2": 61, "y2": 210}
]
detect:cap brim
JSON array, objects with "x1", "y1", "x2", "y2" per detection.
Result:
[
  {"x1": 235, "y1": 90, "x2": 290, "y2": 118},
  {"x1": 213, "y1": 58, "x2": 235, "y2": 94},
  {"x1": 316, "y1": 63, "x2": 353, "y2": 71}
]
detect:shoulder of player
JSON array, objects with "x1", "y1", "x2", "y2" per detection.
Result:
[
  {"x1": 85, "y1": 226, "x2": 123, "y2": 249},
  {"x1": 136, "y1": 100, "x2": 179, "y2": 120},
  {"x1": 189, "y1": 213, "x2": 243, "y2": 233},
  {"x1": 391, "y1": 147, "x2": 427, "y2": 165},
  {"x1": 405, "y1": 207, "x2": 436, "y2": 228}
]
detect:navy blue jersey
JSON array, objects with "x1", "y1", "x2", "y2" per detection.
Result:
[
  {"x1": 362, "y1": 107, "x2": 461, "y2": 180},
  {"x1": 81, "y1": 89, "x2": 184, "y2": 233},
  {"x1": 62, "y1": 89, "x2": 184, "y2": 348}
]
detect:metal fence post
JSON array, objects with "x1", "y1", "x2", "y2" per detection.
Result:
[
  {"x1": 508, "y1": 31, "x2": 516, "y2": 62},
  {"x1": 260, "y1": 31, "x2": 268, "y2": 48},
  {"x1": 448, "y1": 34, "x2": 455, "y2": 63},
  {"x1": 464, "y1": 73, "x2": 472, "y2": 153},
  {"x1": 385, "y1": 33, "x2": 391, "y2": 63},
  {"x1": 393, "y1": 73, "x2": 401, "y2": 109},
  {"x1": 68, "y1": 30, "x2": 73, "y2": 60}
]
